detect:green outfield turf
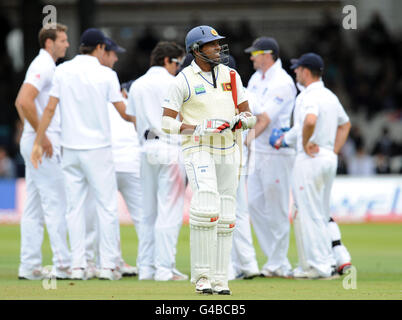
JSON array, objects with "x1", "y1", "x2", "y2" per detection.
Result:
[{"x1": 0, "y1": 223, "x2": 401, "y2": 300}]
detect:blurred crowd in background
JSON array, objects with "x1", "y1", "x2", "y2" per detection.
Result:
[{"x1": 0, "y1": 9, "x2": 401, "y2": 179}]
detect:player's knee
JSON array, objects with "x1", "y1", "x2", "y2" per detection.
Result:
[
  {"x1": 189, "y1": 190, "x2": 220, "y2": 228},
  {"x1": 218, "y1": 195, "x2": 236, "y2": 234}
]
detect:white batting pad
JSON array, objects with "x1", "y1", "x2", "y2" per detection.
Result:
[
  {"x1": 214, "y1": 195, "x2": 236, "y2": 287},
  {"x1": 189, "y1": 190, "x2": 220, "y2": 284}
]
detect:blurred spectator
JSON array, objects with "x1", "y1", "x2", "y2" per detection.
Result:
[
  {"x1": 371, "y1": 127, "x2": 398, "y2": 174},
  {"x1": 347, "y1": 140, "x2": 376, "y2": 176},
  {"x1": 375, "y1": 154, "x2": 391, "y2": 174},
  {"x1": 371, "y1": 127, "x2": 396, "y2": 157},
  {"x1": 0, "y1": 146, "x2": 15, "y2": 178}
]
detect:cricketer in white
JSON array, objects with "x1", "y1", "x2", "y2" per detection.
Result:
[
  {"x1": 30, "y1": 28, "x2": 134, "y2": 281},
  {"x1": 15, "y1": 23, "x2": 71, "y2": 280}
]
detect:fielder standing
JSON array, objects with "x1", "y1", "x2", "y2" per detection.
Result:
[
  {"x1": 84, "y1": 38, "x2": 140, "y2": 278},
  {"x1": 243, "y1": 37, "x2": 297, "y2": 278},
  {"x1": 278, "y1": 52, "x2": 351, "y2": 278},
  {"x1": 31, "y1": 28, "x2": 133, "y2": 280},
  {"x1": 15, "y1": 23, "x2": 71, "y2": 280},
  {"x1": 126, "y1": 41, "x2": 188, "y2": 281},
  {"x1": 162, "y1": 25, "x2": 256, "y2": 295}
]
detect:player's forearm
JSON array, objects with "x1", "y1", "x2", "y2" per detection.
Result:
[
  {"x1": 14, "y1": 101, "x2": 25, "y2": 123},
  {"x1": 237, "y1": 101, "x2": 251, "y2": 114},
  {"x1": 302, "y1": 114, "x2": 316, "y2": 149},
  {"x1": 334, "y1": 121, "x2": 351, "y2": 154},
  {"x1": 283, "y1": 126, "x2": 297, "y2": 148},
  {"x1": 20, "y1": 100, "x2": 40, "y2": 131},
  {"x1": 254, "y1": 113, "x2": 270, "y2": 139},
  {"x1": 33, "y1": 98, "x2": 57, "y2": 146}
]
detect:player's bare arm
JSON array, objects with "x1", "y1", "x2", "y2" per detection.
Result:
[
  {"x1": 113, "y1": 101, "x2": 136, "y2": 123},
  {"x1": 302, "y1": 113, "x2": 318, "y2": 157},
  {"x1": 334, "y1": 121, "x2": 351, "y2": 155},
  {"x1": 14, "y1": 85, "x2": 27, "y2": 123},
  {"x1": 15, "y1": 83, "x2": 53, "y2": 158},
  {"x1": 31, "y1": 96, "x2": 59, "y2": 168},
  {"x1": 245, "y1": 111, "x2": 270, "y2": 147}
]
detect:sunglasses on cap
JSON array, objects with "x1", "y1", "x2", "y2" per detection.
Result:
[{"x1": 250, "y1": 50, "x2": 273, "y2": 57}]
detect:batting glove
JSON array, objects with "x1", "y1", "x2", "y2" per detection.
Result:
[
  {"x1": 230, "y1": 112, "x2": 257, "y2": 131},
  {"x1": 193, "y1": 119, "x2": 231, "y2": 136},
  {"x1": 269, "y1": 128, "x2": 290, "y2": 150}
]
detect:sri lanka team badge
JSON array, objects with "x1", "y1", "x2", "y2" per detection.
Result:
[
  {"x1": 194, "y1": 84, "x2": 206, "y2": 95},
  {"x1": 211, "y1": 29, "x2": 218, "y2": 36},
  {"x1": 221, "y1": 82, "x2": 232, "y2": 91}
]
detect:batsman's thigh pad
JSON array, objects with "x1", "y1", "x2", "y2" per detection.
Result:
[{"x1": 189, "y1": 190, "x2": 220, "y2": 228}]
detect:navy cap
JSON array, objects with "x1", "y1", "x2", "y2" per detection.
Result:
[
  {"x1": 105, "y1": 37, "x2": 126, "y2": 53},
  {"x1": 80, "y1": 28, "x2": 106, "y2": 47},
  {"x1": 290, "y1": 53, "x2": 324, "y2": 71},
  {"x1": 244, "y1": 37, "x2": 279, "y2": 55}
]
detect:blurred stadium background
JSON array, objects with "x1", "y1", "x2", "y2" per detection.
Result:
[{"x1": 0, "y1": 0, "x2": 401, "y2": 224}]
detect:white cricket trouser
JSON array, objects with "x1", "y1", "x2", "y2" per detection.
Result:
[
  {"x1": 84, "y1": 189, "x2": 99, "y2": 267},
  {"x1": 19, "y1": 133, "x2": 71, "y2": 274},
  {"x1": 139, "y1": 141, "x2": 186, "y2": 280},
  {"x1": 230, "y1": 173, "x2": 259, "y2": 277},
  {"x1": 247, "y1": 152, "x2": 294, "y2": 273},
  {"x1": 85, "y1": 171, "x2": 142, "y2": 268},
  {"x1": 62, "y1": 146, "x2": 120, "y2": 270},
  {"x1": 291, "y1": 149, "x2": 337, "y2": 277},
  {"x1": 184, "y1": 147, "x2": 240, "y2": 285}
]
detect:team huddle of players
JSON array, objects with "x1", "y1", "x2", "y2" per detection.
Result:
[{"x1": 15, "y1": 22, "x2": 352, "y2": 295}]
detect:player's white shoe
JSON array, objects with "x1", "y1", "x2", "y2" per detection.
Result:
[
  {"x1": 195, "y1": 277, "x2": 213, "y2": 295},
  {"x1": 18, "y1": 268, "x2": 47, "y2": 280},
  {"x1": 86, "y1": 262, "x2": 98, "y2": 279},
  {"x1": 171, "y1": 268, "x2": 189, "y2": 281},
  {"x1": 71, "y1": 268, "x2": 87, "y2": 280},
  {"x1": 51, "y1": 266, "x2": 71, "y2": 280},
  {"x1": 260, "y1": 267, "x2": 293, "y2": 279},
  {"x1": 234, "y1": 270, "x2": 260, "y2": 280},
  {"x1": 334, "y1": 245, "x2": 352, "y2": 275},
  {"x1": 99, "y1": 268, "x2": 122, "y2": 280},
  {"x1": 154, "y1": 268, "x2": 189, "y2": 281},
  {"x1": 212, "y1": 282, "x2": 232, "y2": 295},
  {"x1": 120, "y1": 262, "x2": 138, "y2": 277},
  {"x1": 293, "y1": 266, "x2": 339, "y2": 280}
]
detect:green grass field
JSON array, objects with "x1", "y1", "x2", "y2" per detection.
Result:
[{"x1": 0, "y1": 223, "x2": 401, "y2": 300}]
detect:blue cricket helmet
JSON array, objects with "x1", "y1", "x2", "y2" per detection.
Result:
[{"x1": 185, "y1": 25, "x2": 225, "y2": 54}]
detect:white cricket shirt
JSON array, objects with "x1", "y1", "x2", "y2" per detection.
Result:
[
  {"x1": 108, "y1": 99, "x2": 140, "y2": 173},
  {"x1": 163, "y1": 60, "x2": 247, "y2": 155},
  {"x1": 126, "y1": 66, "x2": 180, "y2": 146},
  {"x1": 293, "y1": 81, "x2": 350, "y2": 154},
  {"x1": 247, "y1": 59, "x2": 296, "y2": 155},
  {"x1": 22, "y1": 49, "x2": 61, "y2": 137},
  {"x1": 49, "y1": 55, "x2": 123, "y2": 149}
]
